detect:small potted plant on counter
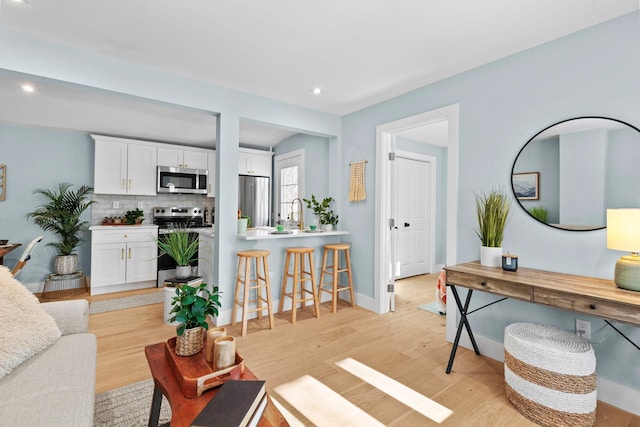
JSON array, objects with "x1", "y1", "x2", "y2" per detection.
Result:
[
  {"x1": 156, "y1": 227, "x2": 199, "y2": 279},
  {"x1": 303, "y1": 195, "x2": 339, "y2": 230},
  {"x1": 169, "y1": 281, "x2": 221, "y2": 356},
  {"x1": 125, "y1": 208, "x2": 145, "y2": 224}
]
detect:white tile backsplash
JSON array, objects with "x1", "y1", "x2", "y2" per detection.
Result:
[{"x1": 92, "y1": 194, "x2": 214, "y2": 225}]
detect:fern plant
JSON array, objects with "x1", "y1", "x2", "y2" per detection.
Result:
[
  {"x1": 27, "y1": 182, "x2": 94, "y2": 256},
  {"x1": 475, "y1": 189, "x2": 511, "y2": 247}
]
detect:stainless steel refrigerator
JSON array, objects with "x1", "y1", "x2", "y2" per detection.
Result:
[{"x1": 238, "y1": 175, "x2": 270, "y2": 227}]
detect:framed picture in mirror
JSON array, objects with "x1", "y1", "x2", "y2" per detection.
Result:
[{"x1": 513, "y1": 172, "x2": 539, "y2": 200}]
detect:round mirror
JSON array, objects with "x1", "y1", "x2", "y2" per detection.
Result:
[{"x1": 511, "y1": 117, "x2": 640, "y2": 231}]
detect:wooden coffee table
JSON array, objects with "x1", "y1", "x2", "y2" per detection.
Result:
[{"x1": 145, "y1": 342, "x2": 289, "y2": 427}]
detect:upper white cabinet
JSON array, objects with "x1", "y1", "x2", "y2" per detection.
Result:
[
  {"x1": 238, "y1": 148, "x2": 272, "y2": 177},
  {"x1": 157, "y1": 146, "x2": 208, "y2": 170},
  {"x1": 93, "y1": 135, "x2": 157, "y2": 195},
  {"x1": 207, "y1": 150, "x2": 216, "y2": 198}
]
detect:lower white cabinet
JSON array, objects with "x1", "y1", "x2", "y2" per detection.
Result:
[{"x1": 90, "y1": 227, "x2": 158, "y2": 295}]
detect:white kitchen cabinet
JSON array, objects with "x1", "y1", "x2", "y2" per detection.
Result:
[
  {"x1": 238, "y1": 148, "x2": 272, "y2": 177},
  {"x1": 157, "y1": 146, "x2": 208, "y2": 170},
  {"x1": 206, "y1": 150, "x2": 216, "y2": 197},
  {"x1": 90, "y1": 226, "x2": 158, "y2": 295},
  {"x1": 93, "y1": 135, "x2": 157, "y2": 195}
]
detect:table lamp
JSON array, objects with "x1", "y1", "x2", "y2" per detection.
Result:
[{"x1": 607, "y1": 208, "x2": 640, "y2": 291}]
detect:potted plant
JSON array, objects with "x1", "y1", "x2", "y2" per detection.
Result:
[
  {"x1": 169, "y1": 281, "x2": 221, "y2": 356},
  {"x1": 124, "y1": 208, "x2": 144, "y2": 224},
  {"x1": 27, "y1": 182, "x2": 94, "y2": 275},
  {"x1": 156, "y1": 227, "x2": 199, "y2": 279},
  {"x1": 303, "y1": 195, "x2": 339, "y2": 230},
  {"x1": 475, "y1": 189, "x2": 511, "y2": 267},
  {"x1": 237, "y1": 210, "x2": 251, "y2": 234}
]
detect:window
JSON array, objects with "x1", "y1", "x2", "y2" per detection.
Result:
[{"x1": 274, "y1": 149, "x2": 305, "y2": 225}]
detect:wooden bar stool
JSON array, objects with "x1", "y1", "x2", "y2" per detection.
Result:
[
  {"x1": 319, "y1": 243, "x2": 356, "y2": 313},
  {"x1": 278, "y1": 247, "x2": 320, "y2": 324},
  {"x1": 232, "y1": 249, "x2": 275, "y2": 337}
]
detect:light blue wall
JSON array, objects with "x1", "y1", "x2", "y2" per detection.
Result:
[
  {"x1": 274, "y1": 133, "x2": 331, "y2": 223},
  {"x1": 394, "y1": 136, "x2": 447, "y2": 267},
  {"x1": 0, "y1": 124, "x2": 93, "y2": 286},
  {"x1": 341, "y1": 12, "x2": 640, "y2": 394},
  {"x1": 607, "y1": 127, "x2": 640, "y2": 208}
]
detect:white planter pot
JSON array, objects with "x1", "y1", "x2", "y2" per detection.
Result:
[
  {"x1": 480, "y1": 246, "x2": 502, "y2": 267},
  {"x1": 54, "y1": 254, "x2": 78, "y2": 275},
  {"x1": 323, "y1": 224, "x2": 334, "y2": 231}
]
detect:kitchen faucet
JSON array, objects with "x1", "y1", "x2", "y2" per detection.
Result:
[{"x1": 291, "y1": 198, "x2": 304, "y2": 230}]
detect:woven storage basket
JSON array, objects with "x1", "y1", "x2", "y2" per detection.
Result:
[
  {"x1": 175, "y1": 326, "x2": 204, "y2": 356},
  {"x1": 504, "y1": 322, "x2": 596, "y2": 427}
]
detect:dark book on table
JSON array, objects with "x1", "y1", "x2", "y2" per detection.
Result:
[{"x1": 191, "y1": 380, "x2": 266, "y2": 427}]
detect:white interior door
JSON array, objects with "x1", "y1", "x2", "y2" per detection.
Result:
[{"x1": 394, "y1": 154, "x2": 433, "y2": 279}]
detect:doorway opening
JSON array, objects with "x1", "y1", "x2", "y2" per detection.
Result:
[{"x1": 374, "y1": 104, "x2": 459, "y2": 341}]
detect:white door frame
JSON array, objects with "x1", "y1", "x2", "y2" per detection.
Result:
[
  {"x1": 393, "y1": 149, "x2": 437, "y2": 278},
  {"x1": 374, "y1": 104, "x2": 459, "y2": 342}
]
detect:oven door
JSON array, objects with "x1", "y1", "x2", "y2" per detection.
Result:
[{"x1": 157, "y1": 166, "x2": 207, "y2": 194}]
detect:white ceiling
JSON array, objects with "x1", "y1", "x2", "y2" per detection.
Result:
[{"x1": 0, "y1": 0, "x2": 636, "y2": 147}]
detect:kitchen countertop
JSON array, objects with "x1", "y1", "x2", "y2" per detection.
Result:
[
  {"x1": 89, "y1": 224, "x2": 159, "y2": 230},
  {"x1": 238, "y1": 227, "x2": 349, "y2": 240}
]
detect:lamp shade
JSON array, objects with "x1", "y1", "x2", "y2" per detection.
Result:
[{"x1": 606, "y1": 209, "x2": 640, "y2": 253}]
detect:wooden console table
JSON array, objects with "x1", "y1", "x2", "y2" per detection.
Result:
[
  {"x1": 444, "y1": 261, "x2": 640, "y2": 374},
  {"x1": 145, "y1": 342, "x2": 289, "y2": 427}
]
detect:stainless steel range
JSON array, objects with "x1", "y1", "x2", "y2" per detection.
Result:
[{"x1": 153, "y1": 206, "x2": 212, "y2": 286}]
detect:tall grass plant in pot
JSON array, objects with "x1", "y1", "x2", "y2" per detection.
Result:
[
  {"x1": 156, "y1": 227, "x2": 199, "y2": 279},
  {"x1": 475, "y1": 189, "x2": 511, "y2": 267}
]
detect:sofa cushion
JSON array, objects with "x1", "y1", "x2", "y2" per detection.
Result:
[
  {"x1": 0, "y1": 333, "x2": 97, "y2": 426},
  {"x1": 0, "y1": 266, "x2": 61, "y2": 379}
]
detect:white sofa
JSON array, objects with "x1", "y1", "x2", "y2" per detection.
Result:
[{"x1": 0, "y1": 299, "x2": 97, "y2": 426}]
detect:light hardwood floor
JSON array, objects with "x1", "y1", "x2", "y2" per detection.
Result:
[{"x1": 82, "y1": 275, "x2": 639, "y2": 426}]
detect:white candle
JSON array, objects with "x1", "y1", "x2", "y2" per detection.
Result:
[
  {"x1": 213, "y1": 336, "x2": 236, "y2": 370},
  {"x1": 204, "y1": 327, "x2": 226, "y2": 362}
]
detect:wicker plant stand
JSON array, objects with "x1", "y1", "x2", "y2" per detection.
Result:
[{"x1": 504, "y1": 322, "x2": 597, "y2": 427}]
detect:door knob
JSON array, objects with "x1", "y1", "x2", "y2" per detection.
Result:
[{"x1": 404, "y1": 222, "x2": 410, "y2": 227}]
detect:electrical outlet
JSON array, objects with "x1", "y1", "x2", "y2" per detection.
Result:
[
  {"x1": 137, "y1": 202, "x2": 144, "y2": 209},
  {"x1": 576, "y1": 319, "x2": 591, "y2": 340},
  {"x1": 112, "y1": 201, "x2": 119, "y2": 209}
]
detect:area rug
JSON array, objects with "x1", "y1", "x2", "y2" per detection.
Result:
[
  {"x1": 418, "y1": 301, "x2": 444, "y2": 316},
  {"x1": 94, "y1": 379, "x2": 172, "y2": 427},
  {"x1": 89, "y1": 291, "x2": 164, "y2": 314}
]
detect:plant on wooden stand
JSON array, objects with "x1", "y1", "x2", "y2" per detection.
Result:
[
  {"x1": 27, "y1": 182, "x2": 94, "y2": 275},
  {"x1": 475, "y1": 188, "x2": 511, "y2": 267},
  {"x1": 156, "y1": 227, "x2": 199, "y2": 279},
  {"x1": 170, "y1": 281, "x2": 221, "y2": 356}
]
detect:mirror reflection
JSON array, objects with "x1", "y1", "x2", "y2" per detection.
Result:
[{"x1": 511, "y1": 117, "x2": 640, "y2": 231}]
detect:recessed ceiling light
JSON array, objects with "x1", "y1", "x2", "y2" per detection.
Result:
[
  {"x1": 10, "y1": 0, "x2": 29, "y2": 3},
  {"x1": 311, "y1": 87, "x2": 323, "y2": 95},
  {"x1": 21, "y1": 84, "x2": 35, "y2": 93}
]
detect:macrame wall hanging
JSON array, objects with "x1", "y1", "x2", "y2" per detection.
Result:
[{"x1": 348, "y1": 160, "x2": 367, "y2": 202}]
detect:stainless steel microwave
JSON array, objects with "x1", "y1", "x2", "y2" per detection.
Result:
[{"x1": 157, "y1": 166, "x2": 208, "y2": 194}]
